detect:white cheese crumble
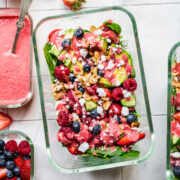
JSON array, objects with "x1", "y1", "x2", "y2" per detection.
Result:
[
  {"x1": 97, "y1": 63, "x2": 104, "y2": 70},
  {"x1": 94, "y1": 29, "x2": 103, "y2": 36},
  {"x1": 72, "y1": 113, "x2": 79, "y2": 121},
  {"x1": 78, "y1": 142, "x2": 89, "y2": 153},
  {"x1": 69, "y1": 84, "x2": 74, "y2": 89},
  {"x1": 123, "y1": 90, "x2": 132, "y2": 98},
  {"x1": 121, "y1": 107, "x2": 129, "y2": 116},
  {"x1": 116, "y1": 81, "x2": 120, "y2": 87},
  {"x1": 174, "y1": 76, "x2": 178, "y2": 82},
  {"x1": 112, "y1": 47, "x2": 117, "y2": 53},
  {"x1": 97, "y1": 88, "x2": 106, "y2": 97},
  {"x1": 171, "y1": 152, "x2": 180, "y2": 159},
  {"x1": 65, "y1": 105, "x2": 70, "y2": 109},
  {"x1": 79, "y1": 98, "x2": 86, "y2": 106},
  {"x1": 119, "y1": 60, "x2": 125, "y2": 66},
  {"x1": 107, "y1": 39, "x2": 111, "y2": 43},
  {"x1": 58, "y1": 47, "x2": 63, "y2": 52},
  {"x1": 56, "y1": 85, "x2": 63, "y2": 91},
  {"x1": 76, "y1": 43, "x2": 81, "y2": 47},
  {"x1": 97, "y1": 106, "x2": 104, "y2": 115},
  {"x1": 176, "y1": 106, "x2": 180, "y2": 111},
  {"x1": 107, "y1": 60, "x2": 114, "y2": 70},
  {"x1": 80, "y1": 48, "x2": 88, "y2": 58},
  {"x1": 101, "y1": 55, "x2": 106, "y2": 61},
  {"x1": 58, "y1": 30, "x2": 65, "y2": 36},
  {"x1": 64, "y1": 33, "x2": 73, "y2": 40},
  {"x1": 72, "y1": 57, "x2": 77, "y2": 64}
]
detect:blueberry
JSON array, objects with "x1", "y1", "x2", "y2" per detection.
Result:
[
  {"x1": 6, "y1": 170, "x2": 14, "y2": 178},
  {"x1": 0, "y1": 159, "x2": 5, "y2": 167},
  {"x1": 62, "y1": 39, "x2": 71, "y2": 48},
  {"x1": 83, "y1": 64, "x2": 91, "y2": 72},
  {"x1": 92, "y1": 124, "x2": 101, "y2": 135},
  {"x1": 0, "y1": 154, "x2": 5, "y2": 159},
  {"x1": 74, "y1": 29, "x2": 84, "y2": 38},
  {"x1": 69, "y1": 75, "x2": 76, "y2": 82},
  {"x1": 0, "y1": 148, "x2": 4, "y2": 155},
  {"x1": 0, "y1": 140, "x2": 5, "y2": 148},
  {"x1": 5, "y1": 152, "x2": 14, "y2": 160},
  {"x1": 97, "y1": 69, "x2": 104, "y2": 77},
  {"x1": 72, "y1": 122, "x2": 80, "y2": 133},
  {"x1": 173, "y1": 166, "x2": 180, "y2": 178},
  {"x1": 77, "y1": 86, "x2": 85, "y2": 93},
  {"x1": 90, "y1": 109, "x2": 98, "y2": 118},
  {"x1": 116, "y1": 116, "x2": 121, "y2": 124},
  {"x1": 127, "y1": 113, "x2": 137, "y2": 123},
  {"x1": 13, "y1": 166, "x2": 20, "y2": 176},
  {"x1": 6, "y1": 160, "x2": 16, "y2": 170},
  {"x1": 24, "y1": 155, "x2": 31, "y2": 160}
]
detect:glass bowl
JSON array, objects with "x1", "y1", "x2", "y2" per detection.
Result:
[
  {"x1": 33, "y1": 6, "x2": 155, "y2": 173},
  {"x1": 0, "y1": 130, "x2": 34, "y2": 179},
  {"x1": 166, "y1": 42, "x2": 180, "y2": 180},
  {"x1": 0, "y1": 8, "x2": 33, "y2": 108}
]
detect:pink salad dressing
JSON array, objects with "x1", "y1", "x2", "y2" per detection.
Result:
[{"x1": 0, "y1": 16, "x2": 31, "y2": 105}]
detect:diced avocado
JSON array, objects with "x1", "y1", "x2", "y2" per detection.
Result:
[
  {"x1": 121, "y1": 94, "x2": 136, "y2": 107},
  {"x1": 114, "y1": 67, "x2": 127, "y2": 85},
  {"x1": 99, "y1": 78, "x2": 116, "y2": 88},
  {"x1": 70, "y1": 61, "x2": 83, "y2": 73},
  {"x1": 70, "y1": 64, "x2": 74, "y2": 72},
  {"x1": 97, "y1": 36, "x2": 108, "y2": 52},
  {"x1": 50, "y1": 45, "x2": 60, "y2": 57},
  {"x1": 172, "y1": 135, "x2": 180, "y2": 145},
  {"x1": 85, "y1": 100, "x2": 97, "y2": 111},
  {"x1": 64, "y1": 29, "x2": 75, "y2": 39},
  {"x1": 64, "y1": 59, "x2": 72, "y2": 67}
]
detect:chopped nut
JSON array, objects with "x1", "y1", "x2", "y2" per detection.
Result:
[
  {"x1": 102, "y1": 100, "x2": 111, "y2": 110},
  {"x1": 90, "y1": 25, "x2": 98, "y2": 33},
  {"x1": 53, "y1": 91, "x2": 65, "y2": 101},
  {"x1": 131, "y1": 122, "x2": 140, "y2": 128}
]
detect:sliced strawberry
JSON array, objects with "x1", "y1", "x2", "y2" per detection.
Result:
[
  {"x1": 104, "y1": 88, "x2": 112, "y2": 99},
  {"x1": 117, "y1": 136, "x2": 133, "y2": 146},
  {"x1": 67, "y1": 142, "x2": 79, "y2": 155},
  {"x1": 172, "y1": 112, "x2": 180, "y2": 122},
  {"x1": 0, "y1": 112, "x2": 12, "y2": 130},
  {"x1": 108, "y1": 103, "x2": 122, "y2": 117},
  {"x1": 20, "y1": 159, "x2": 31, "y2": 180},
  {"x1": 138, "y1": 133, "x2": 145, "y2": 140},
  {"x1": 0, "y1": 167, "x2": 7, "y2": 179}
]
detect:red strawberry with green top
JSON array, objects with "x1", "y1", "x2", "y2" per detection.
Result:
[
  {"x1": 20, "y1": 159, "x2": 31, "y2": 180},
  {"x1": 0, "y1": 112, "x2": 12, "y2": 130},
  {"x1": 63, "y1": 0, "x2": 86, "y2": 11}
]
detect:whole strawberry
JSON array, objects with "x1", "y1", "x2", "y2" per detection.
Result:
[
  {"x1": 63, "y1": 0, "x2": 86, "y2": 11},
  {"x1": 18, "y1": 140, "x2": 31, "y2": 156},
  {"x1": 5, "y1": 140, "x2": 18, "y2": 153},
  {"x1": 20, "y1": 159, "x2": 31, "y2": 180}
]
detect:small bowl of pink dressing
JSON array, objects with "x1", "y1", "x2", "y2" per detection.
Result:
[{"x1": 0, "y1": 9, "x2": 33, "y2": 108}]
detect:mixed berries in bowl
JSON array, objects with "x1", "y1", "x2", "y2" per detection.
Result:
[
  {"x1": 44, "y1": 20, "x2": 146, "y2": 159},
  {"x1": 0, "y1": 139, "x2": 31, "y2": 180}
]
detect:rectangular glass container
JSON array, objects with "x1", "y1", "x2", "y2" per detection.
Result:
[
  {"x1": 33, "y1": 6, "x2": 155, "y2": 173},
  {"x1": 0, "y1": 130, "x2": 34, "y2": 179},
  {"x1": 0, "y1": 8, "x2": 33, "y2": 108},
  {"x1": 166, "y1": 42, "x2": 180, "y2": 180}
]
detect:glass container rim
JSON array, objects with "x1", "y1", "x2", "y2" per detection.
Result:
[{"x1": 33, "y1": 6, "x2": 155, "y2": 174}]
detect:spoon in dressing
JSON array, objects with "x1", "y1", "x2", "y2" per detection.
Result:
[{"x1": 12, "y1": 0, "x2": 33, "y2": 54}]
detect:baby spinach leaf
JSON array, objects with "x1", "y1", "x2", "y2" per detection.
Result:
[{"x1": 103, "y1": 21, "x2": 121, "y2": 34}]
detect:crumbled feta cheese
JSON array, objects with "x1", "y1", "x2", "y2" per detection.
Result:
[
  {"x1": 56, "y1": 85, "x2": 63, "y2": 91},
  {"x1": 94, "y1": 29, "x2": 103, "y2": 36},
  {"x1": 89, "y1": 127, "x2": 93, "y2": 131},
  {"x1": 119, "y1": 60, "x2": 125, "y2": 66},
  {"x1": 97, "y1": 88, "x2": 106, "y2": 97},
  {"x1": 171, "y1": 152, "x2": 180, "y2": 158},
  {"x1": 174, "y1": 77, "x2": 178, "y2": 82},
  {"x1": 80, "y1": 49, "x2": 88, "y2": 58},
  {"x1": 97, "y1": 106, "x2": 104, "y2": 115},
  {"x1": 123, "y1": 90, "x2": 132, "y2": 98},
  {"x1": 176, "y1": 106, "x2": 180, "y2": 111},
  {"x1": 78, "y1": 57, "x2": 83, "y2": 61},
  {"x1": 58, "y1": 47, "x2": 63, "y2": 52},
  {"x1": 74, "y1": 104, "x2": 78, "y2": 108},
  {"x1": 97, "y1": 63, "x2": 104, "y2": 70},
  {"x1": 65, "y1": 105, "x2": 70, "y2": 109},
  {"x1": 72, "y1": 57, "x2": 77, "y2": 64},
  {"x1": 60, "y1": 66, "x2": 64, "y2": 70},
  {"x1": 79, "y1": 98, "x2": 86, "y2": 106},
  {"x1": 78, "y1": 142, "x2": 89, "y2": 153},
  {"x1": 58, "y1": 30, "x2": 65, "y2": 36},
  {"x1": 107, "y1": 60, "x2": 114, "y2": 70},
  {"x1": 76, "y1": 43, "x2": 81, "y2": 47},
  {"x1": 64, "y1": 33, "x2": 73, "y2": 39},
  {"x1": 112, "y1": 47, "x2": 117, "y2": 53},
  {"x1": 56, "y1": 111, "x2": 60, "y2": 116},
  {"x1": 121, "y1": 107, "x2": 129, "y2": 116},
  {"x1": 69, "y1": 84, "x2": 74, "y2": 89},
  {"x1": 107, "y1": 39, "x2": 111, "y2": 43},
  {"x1": 116, "y1": 81, "x2": 120, "y2": 86},
  {"x1": 72, "y1": 113, "x2": 79, "y2": 121},
  {"x1": 101, "y1": 55, "x2": 106, "y2": 61}
]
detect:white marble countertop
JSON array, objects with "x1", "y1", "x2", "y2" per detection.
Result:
[{"x1": 1, "y1": 0, "x2": 180, "y2": 179}]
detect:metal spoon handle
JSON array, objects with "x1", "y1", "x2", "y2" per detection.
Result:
[{"x1": 12, "y1": 0, "x2": 33, "y2": 53}]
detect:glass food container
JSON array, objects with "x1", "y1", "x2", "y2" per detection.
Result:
[
  {"x1": 33, "y1": 6, "x2": 155, "y2": 173},
  {"x1": 167, "y1": 42, "x2": 180, "y2": 180},
  {"x1": 0, "y1": 130, "x2": 34, "y2": 179},
  {"x1": 0, "y1": 8, "x2": 33, "y2": 108}
]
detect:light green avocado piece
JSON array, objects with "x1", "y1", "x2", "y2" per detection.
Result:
[
  {"x1": 121, "y1": 94, "x2": 136, "y2": 107},
  {"x1": 98, "y1": 78, "x2": 116, "y2": 88},
  {"x1": 64, "y1": 29, "x2": 75, "y2": 39},
  {"x1": 114, "y1": 67, "x2": 127, "y2": 85},
  {"x1": 70, "y1": 64, "x2": 74, "y2": 72},
  {"x1": 50, "y1": 45, "x2": 60, "y2": 57},
  {"x1": 64, "y1": 59, "x2": 72, "y2": 67},
  {"x1": 172, "y1": 135, "x2": 180, "y2": 145},
  {"x1": 97, "y1": 36, "x2": 108, "y2": 52},
  {"x1": 85, "y1": 100, "x2": 97, "y2": 111}
]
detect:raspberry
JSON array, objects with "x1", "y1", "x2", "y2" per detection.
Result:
[
  {"x1": 57, "y1": 111, "x2": 72, "y2": 127},
  {"x1": 18, "y1": 141, "x2": 31, "y2": 156},
  {"x1": 54, "y1": 65, "x2": 70, "y2": 83},
  {"x1": 5, "y1": 140, "x2": 17, "y2": 153},
  {"x1": 112, "y1": 87, "x2": 123, "y2": 101},
  {"x1": 108, "y1": 103, "x2": 122, "y2": 117},
  {"x1": 20, "y1": 159, "x2": 31, "y2": 180},
  {"x1": 14, "y1": 155, "x2": 24, "y2": 168},
  {"x1": 123, "y1": 78, "x2": 137, "y2": 91}
]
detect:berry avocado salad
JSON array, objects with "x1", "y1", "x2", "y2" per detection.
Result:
[
  {"x1": 170, "y1": 57, "x2": 180, "y2": 179},
  {"x1": 43, "y1": 20, "x2": 145, "y2": 159}
]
